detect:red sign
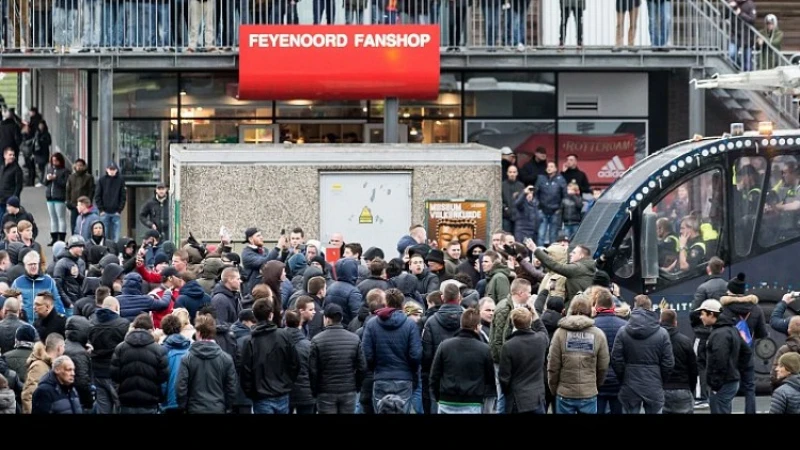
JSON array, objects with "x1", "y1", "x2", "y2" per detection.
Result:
[
  {"x1": 515, "y1": 134, "x2": 637, "y2": 185},
  {"x1": 239, "y1": 25, "x2": 441, "y2": 100}
]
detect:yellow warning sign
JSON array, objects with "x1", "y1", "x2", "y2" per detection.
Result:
[{"x1": 359, "y1": 206, "x2": 373, "y2": 224}]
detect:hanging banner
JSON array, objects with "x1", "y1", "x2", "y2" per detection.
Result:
[
  {"x1": 425, "y1": 200, "x2": 488, "y2": 255},
  {"x1": 239, "y1": 25, "x2": 441, "y2": 100}
]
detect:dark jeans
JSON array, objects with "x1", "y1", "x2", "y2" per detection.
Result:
[
  {"x1": 446, "y1": 1, "x2": 464, "y2": 46},
  {"x1": 253, "y1": 395, "x2": 290, "y2": 414},
  {"x1": 120, "y1": 406, "x2": 159, "y2": 414},
  {"x1": 94, "y1": 377, "x2": 118, "y2": 414},
  {"x1": 739, "y1": 365, "x2": 756, "y2": 415},
  {"x1": 621, "y1": 396, "x2": 663, "y2": 414},
  {"x1": 313, "y1": 0, "x2": 335, "y2": 24},
  {"x1": 597, "y1": 393, "x2": 623, "y2": 414},
  {"x1": 559, "y1": 5, "x2": 583, "y2": 45},
  {"x1": 317, "y1": 392, "x2": 356, "y2": 414},
  {"x1": 291, "y1": 403, "x2": 315, "y2": 414},
  {"x1": 663, "y1": 389, "x2": 694, "y2": 414},
  {"x1": 68, "y1": 204, "x2": 79, "y2": 234},
  {"x1": 709, "y1": 381, "x2": 738, "y2": 414},
  {"x1": 372, "y1": 379, "x2": 413, "y2": 414}
]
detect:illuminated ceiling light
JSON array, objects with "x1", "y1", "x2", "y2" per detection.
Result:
[
  {"x1": 662, "y1": 170, "x2": 670, "y2": 177},
  {"x1": 648, "y1": 181, "x2": 657, "y2": 188},
  {"x1": 770, "y1": 138, "x2": 778, "y2": 146},
  {"x1": 180, "y1": 90, "x2": 187, "y2": 96},
  {"x1": 402, "y1": 112, "x2": 410, "y2": 118},
  {"x1": 448, "y1": 113, "x2": 454, "y2": 118},
  {"x1": 630, "y1": 200, "x2": 638, "y2": 208},
  {"x1": 701, "y1": 149, "x2": 709, "y2": 157},
  {"x1": 711, "y1": 147, "x2": 718, "y2": 154},
  {"x1": 642, "y1": 187, "x2": 650, "y2": 194},
  {"x1": 670, "y1": 165, "x2": 678, "y2": 172},
  {"x1": 435, "y1": 121, "x2": 442, "y2": 125},
  {"x1": 718, "y1": 144, "x2": 726, "y2": 151},
  {"x1": 789, "y1": 138, "x2": 795, "y2": 145},
  {"x1": 779, "y1": 138, "x2": 786, "y2": 146},
  {"x1": 727, "y1": 142, "x2": 735, "y2": 150},
  {"x1": 635, "y1": 193, "x2": 643, "y2": 201},
  {"x1": 362, "y1": 107, "x2": 368, "y2": 112},
  {"x1": 196, "y1": 107, "x2": 203, "y2": 111},
  {"x1": 762, "y1": 139, "x2": 769, "y2": 146},
  {"x1": 410, "y1": 128, "x2": 418, "y2": 136},
  {"x1": 685, "y1": 156, "x2": 694, "y2": 163},
  {"x1": 745, "y1": 140, "x2": 752, "y2": 147},
  {"x1": 735, "y1": 141, "x2": 743, "y2": 148},
  {"x1": 678, "y1": 160, "x2": 686, "y2": 168}
]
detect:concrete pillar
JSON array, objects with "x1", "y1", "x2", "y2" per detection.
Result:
[
  {"x1": 689, "y1": 67, "x2": 706, "y2": 138},
  {"x1": 384, "y1": 97, "x2": 399, "y2": 143},
  {"x1": 97, "y1": 69, "x2": 114, "y2": 176}
]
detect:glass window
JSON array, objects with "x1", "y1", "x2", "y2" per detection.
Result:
[
  {"x1": 117, "y1": 121, "x2": 176, "y2": 183},
  {"x1": 403, "y1": 119, "x2": 460, "y2": 143},
  {"x1": 465, "y1": 121, "x2": 555, "y2": 181},
  {"x1": 464, "y1": 72, "x2": 555, "y2": 118},
  {"x1": 613, "y1": 226, "x2": 635, "y2": 279},
  {"x1": 275, "y1": 100, "x2": 366, "y2": 118},
  {"x1": 557, "y1": 120, "x2": 647, "y2": 187},
  {"x1": 114, "y1": 73, "x2": 178, "y2": 118},
  {"x1": 733, "y1": 156, "x2": 766, "y2": 256},
  {"x1": 647, "y1": 169, "x2": 724, "y2": 278},
  {"x1": 181, "y1": 73, "x2": 273, "y2": 118},
  {"x1": 180, "y1": 119, "x2": 274, "y2": 143},
  {"x1": 759, "y1": 155, "x2": 800, "y2": 248},
  {"x1": 372, "y1": 73, "x2": 462, "y2": 119}
]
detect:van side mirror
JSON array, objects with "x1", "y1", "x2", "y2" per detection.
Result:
[{"x1": 641, "y1": 212, "x2": 659, "y2": 284}]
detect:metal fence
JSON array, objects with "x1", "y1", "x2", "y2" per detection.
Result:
[{"x1": 0, "y1": 0, "x2": 781, "y2": 53}]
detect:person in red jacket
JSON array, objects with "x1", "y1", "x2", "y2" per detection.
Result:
[{"x1": 150, "y1": 267, "x2": 183, "y2": 329}]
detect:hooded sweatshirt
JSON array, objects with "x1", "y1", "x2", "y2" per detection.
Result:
[
  {"x1": 421, "y1": 303, "x2": 463, "y2": 373},
  {"x1": 116, "y1": 272, "x2": 170, "y2": 321},
  {"x1": 161, "y1": 333, "x2": 192, "y2": 411},
  {"x1": 457, "y1": 239, "x2": 487, "y2": 287},
  {"x1": 611, "y1": 308, "x2": 674, "y2": 405},
  {"x1": 324, "y1": 258, "x2": 362, "y2": 325},
  {"x1": 175, "y1": 280, "x2": 212, "y2": 325},
  {"x1": 176, "y1": 340, "x2": 237, "y2": 414},
  {"x1": 362, "y1": 307, "x2": 422, "y2": 382}
]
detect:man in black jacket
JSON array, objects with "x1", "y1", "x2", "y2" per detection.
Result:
[
  {"x1": 519, "y1": 147, "x2": 548, "y2": 187},
  {"x1": 210, "y1": 267, "x2": 243, "y2": 325},
  {"x1": 690, "y1": 257, "x2": 727, "y2": 408},
  {"x1": 110, "y1": 313, "x2": 168, "y2": 414},
  {"x1": 94, "y1": 163, "x2": 126, "y2": 242},
  {"x1": 177, "y1": 314, "x2": 237, "y2": 414},
  {"x1": 0, "y1": 148, "x2": 22, "y2": 221},
  {"x1": 309, "y1": 303, "x2": 366, "y2": 414},
  {"x1": 88, "y1": 297, "x2": 129, "y2": 414},
  {"x1": 697, "y1": 299, "x2": 752, "y2": 414},
  {"x1": 0, "y1": 111, "x2": 21, "y2": 159},
  {"x1": 431, "y1": 307, "x2": 496, "y2": 414},
  {"x1": 660, "y1": 309, "x2": 697, "y2": 414},
  {"x1": 498, "y1": 306, "x2": 549, "y2": 414},
  {"x1": 31, "y1": 355, "x2": 82, "y2": 414},
  {"x1": 33, "y1": 292, "x2": 67, "y2": 344},
  {"x1": 561, "y1": 154, "x2": 591, "y2": 195},
  {"x1": 63, "y1": 316, "x2": 94, "y2": 412},
  {"x1": 238, "y1": 299, "x2": 299, "y2": 414},
  {"x1": 138, "y1": 183, "x2": 170, "y2": 241},
  {"x1": 421, "y1": 282, "x2": 463, "y2": 414}
]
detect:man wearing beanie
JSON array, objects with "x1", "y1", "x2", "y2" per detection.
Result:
[
  {"x1": 769, "y1": 352, "x2": 800, "y2": 414},
  {"x1": 425, "y1": 249, "x2": 450, "y2": 284},
  {"x1": 719, "y1": 272, "x2": 766, "y2": 415}
]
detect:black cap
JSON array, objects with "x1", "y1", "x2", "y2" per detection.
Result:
[
  {"x1": 238, "y1": 308, "x2": 256, "y2": 323},
  {"x1": 244, "y1": 227, "x2": 259, "y2": 244},
  {"x1": 408, "y1": 244, "x2": 431, "y2": 259},
  {"x1": 592, "y1": 270, "x2": 611, "y2": 288},
  {"x1": 156, "y1": 183, "x2": 167, "y2": 189},
  {"x1": 144, "y1": 229, "x2": 161, "y2": 240},
  {"x1": 426, "y1": 249, "x2": 445, "y2": 265},
  {"x1": 153, "y1": 253, "x2": 169, "y2": 266},
  {"x1": 161, "y1": 266, "x2": 179, "y2": 282},
  {"x1": 556, "y1": 231, "x2": 570, "y2": 243},
  {"x1": 728, "y1": 273, "x2": 746, "y2": 295},
  {"x1": 324, "y1": 303, "x2": 344, "y2": 320}
]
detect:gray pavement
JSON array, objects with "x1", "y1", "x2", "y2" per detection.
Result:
[{"x1": 694, "y1": 396, "x2": 772, "y2": 414}]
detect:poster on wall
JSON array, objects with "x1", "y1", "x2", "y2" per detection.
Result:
[
  {"x1": 466, "y1": 120, "x2": 647, "y2": 186},
  {"x1": 425, "y1": 200, "x2": 488, "y2": 254}
]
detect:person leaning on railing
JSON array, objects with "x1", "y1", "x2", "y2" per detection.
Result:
[{"x1": 757, "y1": 14, "x2": 783, "y2": 70}]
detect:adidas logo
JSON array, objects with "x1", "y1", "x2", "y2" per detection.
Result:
[{"x1": 597, "y1": 156, "x2": 627, "y2": 178}]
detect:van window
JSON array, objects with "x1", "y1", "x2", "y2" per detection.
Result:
[
  {"x1": 732, "y1": 156, "x2": 766, "y2": 256},
  {"x1": 646, "y1": 169, "x2": 724, "y2": 278},
  {"x1": 759, "y1": 155, "x2": 800, "y2": 248}
]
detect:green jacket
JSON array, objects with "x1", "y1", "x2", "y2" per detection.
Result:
[
  {"x1": 485, "y1": 264, "x2": 512, "y2": 304},
  {"x1": 759, "y1": 27, "x2": 784, "y2": 70},
  {"x1": 534, "y1": 248, "x2": 596, "y2": 304},
  {"x1": 489, "y1": 297, "x2": 514, "y2": 364}
]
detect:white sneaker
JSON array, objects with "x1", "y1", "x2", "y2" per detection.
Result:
[
  {"x1": 35, "y1": 182, "x2": 43, "y2": 187},
  {"x1": 516, "y1": 43, "x2": 525, "y2": 52}
]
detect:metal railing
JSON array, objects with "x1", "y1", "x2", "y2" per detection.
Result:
[
  {"x1": 692, "y1": 0, "x2": 798, "y2": 126},
  {"x1": 0, "y1": 0, "x2": 747, "y2": 53}
]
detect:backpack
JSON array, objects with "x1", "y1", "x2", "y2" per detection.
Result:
[{"x1": 735, "y1": 313, "x2": 752, "y2": 346}]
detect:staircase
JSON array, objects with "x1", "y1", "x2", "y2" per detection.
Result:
[{"x1": 688, "y1": 0, "x2": 799, "y2": 129}]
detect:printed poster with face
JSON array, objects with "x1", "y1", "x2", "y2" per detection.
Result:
[{"x1": 425, "y1": 200, "x2": 488, "y2": 254}]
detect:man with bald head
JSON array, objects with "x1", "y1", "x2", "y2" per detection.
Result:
[
  {"x1": 88, "y1": 296, "x2": 129, "y2": 414},
  {"x1": 329, "y1": 233, "x2": 345, "y2": 256},
  {"x1": 0, "y1": 292, "x2": 24, "y2": 353}
]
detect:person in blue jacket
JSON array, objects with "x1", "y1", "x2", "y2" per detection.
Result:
[
  {"x1": 159, "y1": 315, "x2": 191, "y2": 413},
  {"x1": 12, "y1": 251, "x2": 65, "y2": 322}
]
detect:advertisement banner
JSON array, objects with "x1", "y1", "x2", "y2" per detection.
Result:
[
  {"x1": 239, "y1": 25, "x2": 441, "y2": 100},
  {"x1": 425, "y1": 200, "x2": 488, "y2": 254},
  {"x1": 514, "y1": 133, "x2": 637, "y2": 185}
]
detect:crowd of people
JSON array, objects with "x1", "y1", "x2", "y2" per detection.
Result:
[{"x1": 0, "y1": 188, "x2": 795, "y2": 414}]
